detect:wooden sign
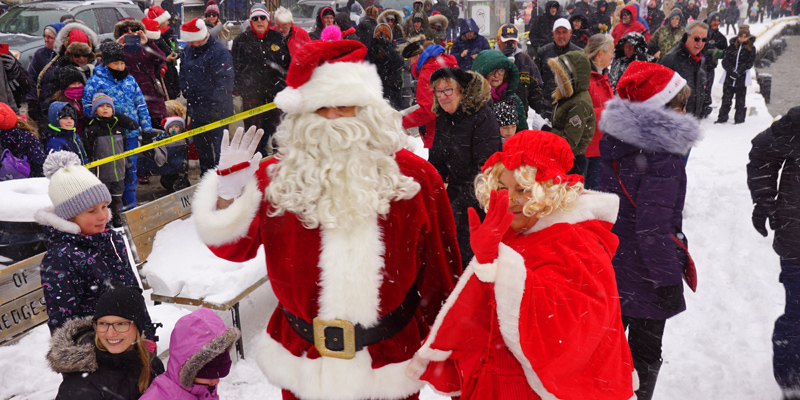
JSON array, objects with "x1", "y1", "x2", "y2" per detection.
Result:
[
  {"x1": 0, "y1": 288, "x2": 47, "y2": 345},
  {"x1": 0, "y1": 253, "x2": 44, "y2": 305}
]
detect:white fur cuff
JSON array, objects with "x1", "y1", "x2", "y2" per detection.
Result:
[
  {"x1": 471, "y1": 257, "x2": 499, "y2": 283},
  {"x1": 191, "y1": 171, "x2": 262, "y2": 247}
]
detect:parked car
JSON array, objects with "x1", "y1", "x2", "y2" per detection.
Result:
[
  {"x1": 0, "y1": 0, "x2": 146, "y2": 70},
  {"x1": 290, "y1": 0, "x2": 334, "y2": 32}
]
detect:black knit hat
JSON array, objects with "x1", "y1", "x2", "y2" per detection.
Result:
[
  {"x1": 101, "y1": 40, "x2": 125, "y2": 66},
  {"x1": 93, "y1": 286, "x2": 149, "y2": 333},
  {"x1": 429, "y1": 66, "x2": 474, "y2": 89},
  {"x1": 57, "y1": 66, "x2": 85, "y2": 92}
]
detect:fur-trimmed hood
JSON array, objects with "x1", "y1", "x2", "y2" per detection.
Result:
[
  {"x1": 164, "y1": 308, "x2": 240, "y2": 388},
  {"x1": 114, "y1": 19, "x2": 147, "y2": 40},
  {"x1": 547, "y1": 50, "x2": 591, "y2": 102},
  {"x1": 471, "y1": 49, "x2": 521, "y2": 97},
  {"x1": 54, "y1": 21, "x2": 100, "y2": 55},
  {"x1": 432, "y1": 70, "x2": 491, "y2": 116},
  {"x1": 377, "y1": 8, "x2": 403, "y2": 24},
  {"x1": 35, "y1": 205, "x2": 112, "y2": 235},
  {"x1": 47, "y1": 316, "x2": 98, "y2": 374},
  {"x1": 428, "y1": 13, "x2": 449, "y2": 30},
  {"x1": 599, "y1": 97, "x2": 701, "y2": 155}
]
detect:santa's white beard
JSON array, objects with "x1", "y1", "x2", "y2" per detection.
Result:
[{"x1": 266, "y1": 105, "x2": 420, "y2": 230}]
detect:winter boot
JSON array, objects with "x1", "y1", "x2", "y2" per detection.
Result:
[{"x1": 634, "y1": 359, "x2": 663, "y2": 400}]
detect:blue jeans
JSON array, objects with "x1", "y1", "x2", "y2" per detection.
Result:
[
  {"x1": 122, "y1": 136, "x2": 138, "y2": 210},
  {"x1": 774, "y1": 259, "x2": 800, "y2": 391}
]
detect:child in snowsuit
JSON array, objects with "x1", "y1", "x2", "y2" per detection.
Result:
[
  {"x1": 84, "y1": 94, "x2": 138, "y2": 227},
  {"x1": 140, "y1": 308, "x2": 240, "y2": 400},
  {"x1": 44, "y1": 101, "x2": 87, "y2": 164},
  {"x1": 34, "y1": 151, "x2": 152, "y2": 335},
  {"x1": 747, "y1": 107, "x2": 800, "y2": 400},
  {"x1": 716, "y1": 25, "x2": 755, "y2": 125}
]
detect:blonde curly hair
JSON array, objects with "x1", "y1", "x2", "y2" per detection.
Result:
[{"x1": 474, "y1": 163, "x2": 584, "y2": 219}]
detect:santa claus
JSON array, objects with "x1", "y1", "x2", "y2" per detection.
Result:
[{"x1": 191, "y1": 40, "x2": 463, "y2": 400}]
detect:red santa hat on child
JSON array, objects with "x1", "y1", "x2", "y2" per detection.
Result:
[
  {"x1": 142, "y1": 17, "x2": 161, "y2": 40},
  {"x1": 146, "y1": 6, "x2": 171, "y2": 25},
  {"x1": 274, "y1": 40, "x2": 385, "y2": 115},
  {"x1": 616, "y1": 61, "x2": 687, "y2": 107},
  {"x1": 181, "y1": 18, "x2": 209, "y2": 42}
]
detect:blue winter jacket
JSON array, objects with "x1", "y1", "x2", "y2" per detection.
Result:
[
  {"x1": 44, "y1": 101, "x2": 87, "y2": 164},
  {"x1": 451, "y1": 18, "x2": 490, "y2": 71},
  {"x1": 82, "y1": 65, "x2": 151, "y2": 139},
  {"x1": 35, "y1": 209, "x2": 143, "y2": 334},
  {"x1": 179, "y1": 36, "x2": 234, "y2": 121}
]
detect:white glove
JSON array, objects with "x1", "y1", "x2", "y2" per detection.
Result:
[
  {"x1": 405, "y1": 353, "x2": 429, "y2": 380},
  {"x1": 217, "y1": 126, "x2": 264, "y2": 200}
]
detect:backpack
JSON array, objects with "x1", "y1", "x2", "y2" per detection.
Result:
[{"x1": 0, "y1": 146, "x2": 31, "y2": 181}]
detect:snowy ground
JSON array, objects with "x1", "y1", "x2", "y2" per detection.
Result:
[{"x1": 1, "y1": 18, "x2": 799, "y2": 400}]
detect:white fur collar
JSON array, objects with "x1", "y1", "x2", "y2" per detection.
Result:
[
  {"x1": 525, "y1": 190, "x2": 619, "y2": 234},
  {"x1": 34, "y1": 206, "x2": 82, "y2": 235},
  {"x1": 599, "y1": 97, "x2": 701, "y2": 155}
]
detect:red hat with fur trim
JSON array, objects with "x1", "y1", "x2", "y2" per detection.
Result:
[
  {"x1": 482, "y1": 130, "x2": 584, "y2": 186},
  {"x1": 142, "y1": 17, "x2": 161, "y2": 40},
  {"x1": 616, "y1": 61, "x2": 687, "y2": 107},
  {"x1": 274, "y1": 40, "x2": 384, "y2": 115},
  {"x1": 181, "y1": 18, "x2": 208, "y2": 42},
  {"x1": 146, "y1": 6, "x2": 171, "y2": 25}
]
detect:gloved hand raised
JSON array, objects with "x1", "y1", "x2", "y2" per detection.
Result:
[
  {"x1": 217, "y1": 126, "x2": 264, "y2": 200},
  {"x1": 468, "y1": 189, "x2": 514, "y2": 264}
]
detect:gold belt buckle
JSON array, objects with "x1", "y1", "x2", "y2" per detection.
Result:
[{"x1": 312, "y1": 317, "x2": 356, "y2": 360}]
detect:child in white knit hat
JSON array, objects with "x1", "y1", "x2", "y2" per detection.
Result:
[{"x1": 34, "y1": 151, "x2": 149, "y2": 336}]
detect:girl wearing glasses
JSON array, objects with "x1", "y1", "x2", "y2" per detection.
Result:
[
  {"x1": 204, "y1": 0, "x2": 231, "y2": 50},
  {"x1": 47, "y1": 286, "x2": 164, "y2": 400}
]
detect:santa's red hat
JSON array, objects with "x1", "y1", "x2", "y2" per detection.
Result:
[
  {"x1": 142, "y1": 17, "x2": 161, "y2": 40},
  {"x1": 146, "y1": 6, "x2": 171, "y2": 25},
  {"x1": 616, "y1": 61, "x2": 687, "y2": 107},
  {"x1": 274, "y1": 40, "x2": 384, "y2": 115},
  {"x1": 181, "y1": 18, "x2": 208, "y2": 42}
]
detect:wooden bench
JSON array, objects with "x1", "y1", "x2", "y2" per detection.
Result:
[
  {"x1": 122, "y1": 184, "x2": 267, "y2": 359},
  {"x1": 0, "y1": 253, "x2": 47, "y2": 346}
]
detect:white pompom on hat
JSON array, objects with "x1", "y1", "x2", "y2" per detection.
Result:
[
  {"x1": 181, "y1": 17, "x2": 209, "y2": 42},
  {"x1": 274, "y1": 40, "x2": 384, "y2": 115},
  {"x1": 43, "y1": 151, "x2": 112, "y2": 220},
  {"x1": 146, "y1": 6, "x2": 171, "y2": 25},
  {"x1": 616, "y1": 61, "x2": 687, "y2": 107}
]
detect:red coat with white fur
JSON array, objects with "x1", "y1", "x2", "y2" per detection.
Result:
[
  {"x1": 416, "y1": 191, "x2": 636, "y2": 400},
  {"x1": 192, "y1": 149, "x2": 462, "y2": 400}
]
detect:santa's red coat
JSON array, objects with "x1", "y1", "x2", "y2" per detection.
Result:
[
  {"x1": 192, "y1": 149, "x2": 462, "y2": 400},
  {"x1": 416, "y1": 191, "x2": 636, "y2": 400}
]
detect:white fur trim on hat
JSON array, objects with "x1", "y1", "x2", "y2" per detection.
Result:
[
  {"x1": 552, "y1": 18, "x2": 571, "y2": 31},
  {"x1": 148, "y1": 7, "x2": 171, "y2": 25},
  {"x1": 641, "y1": 72, "x2": 687, "y2": 108},
  {"x1": 145, "y1": 28, "x2": 161, "y2": 40},
  {"x1": 181, "y1": 18, "x2": 208, "y2": 42},
  {"x1": 274, "y1": 61, "x2": 384, "y2": 115}
]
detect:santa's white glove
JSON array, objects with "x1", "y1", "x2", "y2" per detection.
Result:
[
  {"x1": 405, "y1": 353, "x2": 429, "y2": 380},
  {"x1": 217, "y1": 126, "x2": 263, "y2": 200}
]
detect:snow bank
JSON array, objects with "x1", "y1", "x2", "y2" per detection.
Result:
[{"x1": 0, "y1": 177, "x2": 51, "y2": 222}]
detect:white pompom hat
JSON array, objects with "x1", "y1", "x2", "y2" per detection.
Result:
[{"x1": 43, "y1": 151, "x2": 112, "y2": 220}]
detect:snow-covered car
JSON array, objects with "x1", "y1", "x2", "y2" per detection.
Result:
[{"x1": 0, "y1": 0, "x2": 146, "y2": 70}]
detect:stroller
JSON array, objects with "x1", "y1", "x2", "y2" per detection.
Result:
[{"x1": 137, "y1": 129, "x2": 191, "y2": 193}]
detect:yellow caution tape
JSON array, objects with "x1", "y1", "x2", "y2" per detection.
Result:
[{"x1": 84, "y1": 102, "x2": 277, "y2": 169}]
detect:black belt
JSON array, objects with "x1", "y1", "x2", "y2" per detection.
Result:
[{"x1": 282, "y1": 284, "x2": 420, "y2": 360}]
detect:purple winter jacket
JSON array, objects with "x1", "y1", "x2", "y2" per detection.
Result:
[
  {"x1": 140, "y1": 308, "x2": 240, "y2": 400},
  {"x1": 597, "y1": 97, "x2": 700, "y2": 320},
  {"x1": 125, "y1": 41, "x2": 168, "y2": 123}
]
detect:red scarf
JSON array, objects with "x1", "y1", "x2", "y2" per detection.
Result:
[{"x1": 689, "y1": 52, "x2": 702, "y2": 64}]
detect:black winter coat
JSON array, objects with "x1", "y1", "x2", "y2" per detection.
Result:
[
  {"x1": 705, "y1": 25, "x2": 729, "y2": 69},
  {"x1": 365, "y1": 37, "x2": 404, "y2": 109},
  {"x1": 747, "y1": 107, "x2": 800, "y2": 263},
  {"x1": 530, "y1": 1, "x2": 563, "y2": 51},
  {"x1": 231, "y1": 27, "x2": 290, "y2": 102},
  {"x1": 646, "y1": 7, "x2": 666, "y2": 31},
  {"x1": 536, "y1": 40, "x2": 582, "y2": 102},
  {"x1": 590, "y1": 1, "x2": 612, "y2": 35},
  {"x1": 721, "y1": 35, "x2": 755, "y2": 87},
  {"x1": 85, "y1": 113, "x2": 138, "y2": 183},
  {"x1": 659, "y1": 35, "x2": 707, "y2": 118},
  {"x1": 609, "y1": 32, "x2": 655, "y2": 89},
  {"x1": 48, "y1": 317, "x2": 164, "y2": 400}
]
